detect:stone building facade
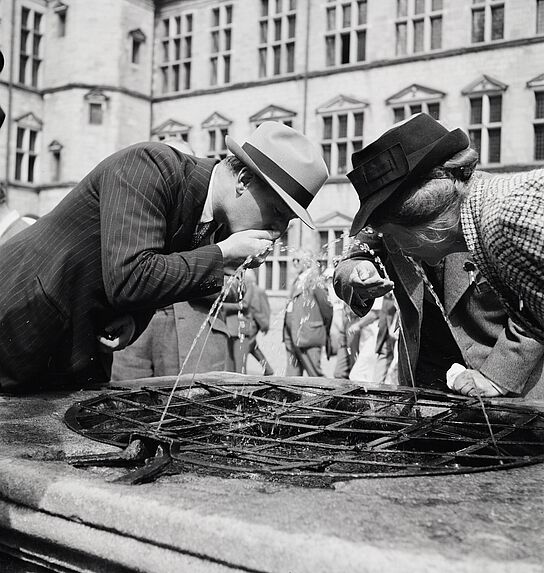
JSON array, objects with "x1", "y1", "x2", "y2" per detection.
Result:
[{"x1": 1, "y1": 0, "x2": 544, "y2": 298}]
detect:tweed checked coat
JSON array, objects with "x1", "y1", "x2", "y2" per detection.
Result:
[
  {"x1": 461, "y1": 169, "x2": 544, "y2": 343},
  {"x1": 0, "y1": 143, "x2": 223, "y2": 387},
  {"x1": 334, "y1": 231, "x2": 544, "y2": 396}
]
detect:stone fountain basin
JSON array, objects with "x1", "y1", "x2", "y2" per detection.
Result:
[{"x1": 0, "y1": 372, "x2": 543, "y2": 573}]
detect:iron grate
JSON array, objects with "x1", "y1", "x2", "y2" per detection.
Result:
[{"x1": 64, "y1": 379, "x2": 544, "y2": 486}]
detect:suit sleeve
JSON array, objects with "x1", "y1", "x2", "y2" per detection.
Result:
[
  {"x1": 99, "y1": 144, "x2": 224, "y2": 311},
  {"x1": 478, "y1": 318, "x2": 544, "y2": 394}
]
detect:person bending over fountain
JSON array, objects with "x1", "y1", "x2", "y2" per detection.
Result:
[
  {"x1": 0, "y1": 122, "x2": 328, "y2": 391},
  {"x1": 334, "y1": 113, "x2": 544, "y2": 398}
]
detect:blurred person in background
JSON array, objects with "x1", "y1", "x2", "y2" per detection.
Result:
[
  {"x1": 283, "y1": 255, "x2": 333, "y2": 377},
  {"x1": 243, "y1": 269, "x2": 274, "y2": 375},
  {"x1": 332, "y1": 303, "x2": 361, "y2": 379},
  {"x1": 347, "y1": 298, "x2": 381, "y2": 383},
  {"x1": 374, "y1": 292, "x2": 398, "y2": 385},
  {"x1": 222, "y1": 269, "x2": 273, "y2": 374},
  {"x1": 112, "y1": 294, "x2": 230, "y2": 380}
]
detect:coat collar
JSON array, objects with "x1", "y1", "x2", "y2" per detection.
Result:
[
  {"x1": 392, "y1": 252, "x2": 475, "y2": 317},
  {"x1": 443, "y1": 252, "x2": 474, "y2": 315},
  {"x1": 390, "y1": 253, "x2": 424, "y2": 310}
]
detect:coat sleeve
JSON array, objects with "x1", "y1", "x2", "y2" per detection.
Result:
[
  {"x1": 480, "y1": 175, "x2": 544, "y2": 340},
  {"x1": 333, "y1": 229, "x2": 387, "y2": 317},
  {"x1": 478, "y1": 318, "x2": 544, "y2": 395},
  {"x1": 99, "y1": 144, "x2": 224, "y2": 311}
]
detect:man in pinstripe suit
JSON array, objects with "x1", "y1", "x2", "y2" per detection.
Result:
[{"x1": 0, "y1": 122, "x2": 328, "y2": 390}]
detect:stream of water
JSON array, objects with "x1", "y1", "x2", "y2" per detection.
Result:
[{"x1": 154, "y1": 233, "x2": 498, "y2": 447}]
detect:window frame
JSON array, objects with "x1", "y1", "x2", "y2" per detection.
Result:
[
  {"x1": 18, "y1": 6, "x2": 43, "y2": 88},
  {"x1": 471, "y1": 0, "x2": 504, "y2": 44},
  {"x1": 467, "y1": 93, "x2": 503, "y2": 164},
  {"x1": 88, "y1": 103, "x2": 103, "y2": 125},
  {"x1": 257, "y1": 225, "x2": 291, "y2": 294},
  {"x1": 53, "y1": 2, "x2": 68, "y2": 38},
  {"x1": 325, "y1": 0, "x2": 368, "y2": 67},
  {"x1": 538, "y1": 0, "x2": 544, "y2": 34},
  {"x1": 202, "y1": 113, "x2": 232, "y2": 160},
  {"x1": 317, "y1": 97, "x2": 367, "y2": 177},
  {"x1": 258, "y1": 0, "x2": 297, "y2": 78},
  {"x1": 129, "y1": 29, "x2": 146, "y2": 66},
  {"x1": 160, "y1": 12, "x2": 193, "y2": 94},
  {"x1": 209, "y1": 4, "x2": 233, "y2": 86},
  {"x1": 48, "y1": 140, "x2": 63, "y2": 183},
  {"x1": 317, "y1": 226, "x2": 350, "y2": 270},
  {"x1": 14, "y1": 123, "x2": 40, "y2": 184},
  {"x1": 533, "y1": 90, "x2": 544, "y2": 161},
  {"x1": 395, "y1": 0, "x2": 443, "y2": 57},
  {"x1": 84, "y1": 89, "x2": 109, "y2": 126}
]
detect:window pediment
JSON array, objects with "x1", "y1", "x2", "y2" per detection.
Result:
[
  {"x1": 249, "y1": 104, "x2": 296, "y2": 122},
  {"x1": 51, "y1": 1, "x2": 67, "y2": 14},
  {"x1": 84, "y1": 88, "x2": 109, "y2": 103},
  {"x1": 386, "y1": 84, "x2": 445, "y2": 105},
  {"x1": 314, "y1": 211, "x2": 353, "y2": 228},
  {"x1": 317, "y1": 95, "x2": 369, "y2": 115},
  {"x1": 527, "y1": 73, "x2": 544, "y2": 90},
  {"x1": 152, "y1": 119, "x2": 191, "y2": 136},
  {"x1": 48, "y1": 140, "x2": 63, "y2": 152},
  {"x1": 15, "y1": 112, "x2": 43, "y2": 130},
  {"x1": 462, "y1": 75, "x2": 508, "y2": 95},
  {"x1": 201, "y1": 112, "x2": 232, "y2": 128},
  {"x1": 129, "y1": 28, "x2": 146, "y2": 43}
]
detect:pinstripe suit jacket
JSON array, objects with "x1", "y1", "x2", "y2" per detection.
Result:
[{"x1": 0, "y1": 142, "x2": 223, "y2": 387}]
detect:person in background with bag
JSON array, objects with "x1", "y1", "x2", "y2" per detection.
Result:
[
  {"x1": 283, "y1": 255, "x2": 333, "y2": 377},
  {"x1": 244, "y1": 270, "x2": 274, "y2": 375},
  {"x1": 374, "y1": 292, "x2": 398, "y2": 385}
]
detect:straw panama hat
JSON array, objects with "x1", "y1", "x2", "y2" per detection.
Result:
[{"x1": 225, "y1": 121, "x2": 329, "y2": 229}]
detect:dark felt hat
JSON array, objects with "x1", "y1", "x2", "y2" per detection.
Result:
[{"x1": 348, "y1": 113, "x2": 470, "y2": 236}]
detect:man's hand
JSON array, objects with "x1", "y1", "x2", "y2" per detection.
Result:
[
  {"x1": 450, "y1": 369, "x2": 504, "y2": 397},
  {"x1": 218, "y1": 230, "x2": 280, "y2": 269},
  {"x1": 97, "y1": 314, "x2": 136, "y2": 353},
  {"x1": 346, "y1": 260, "x2": 394, "y2": 302}
]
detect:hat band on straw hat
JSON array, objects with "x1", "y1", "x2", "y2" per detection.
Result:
[{"x1": 242, "y1": 142, "x2": 314, "y2": 207}]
